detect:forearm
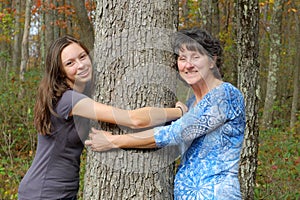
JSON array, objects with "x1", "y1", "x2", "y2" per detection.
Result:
[
  {"x1": 72, "y1": 98, "x2": 185, "y2": 129},
  {"x1": 129, "y1": 107, "x2": 182, "y2": 129},
  {"x1": 112, "y1": 129, "x2": 157, "y2": 149},
  {"x1": 85, "y1": 128, "x2": 158, "y2": 151}
]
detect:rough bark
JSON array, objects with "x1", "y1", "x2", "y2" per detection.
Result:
[
  {"x1": 83, "y1": 0, "x2": 179, "y2": 199},
  {"x1": 236, "y1": 0, "x2": 260, "y2": 199},
  {"x1": 262, "y1": 0, "x2": 285, "y2": 129}
]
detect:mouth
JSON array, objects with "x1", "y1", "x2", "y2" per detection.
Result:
[
  {"x1": 184, "y1": 70, "x2": 198, "y2": 75},
  {"x1": 77, "y1": 69, "x2": 90, "y2": 77}
]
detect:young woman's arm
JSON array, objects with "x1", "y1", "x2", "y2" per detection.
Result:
[
  {"x1": 84, "y1": 128, "x2": 156, "y2": 151},
  {"x1": 71, "y1": 98, "x2": 187, "y2": 129}
]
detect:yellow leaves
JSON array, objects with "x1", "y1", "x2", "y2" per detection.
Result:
[{"x1": 288, "y1": 8, "x2": 297, "y2": 13}]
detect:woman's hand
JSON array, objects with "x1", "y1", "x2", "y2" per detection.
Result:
[
  {"x1": 85, "y1": 127, "x2": 117, "y2": 151},
  {"x1": 175, "y1": 101, "x2": 188, "y2": 116}
]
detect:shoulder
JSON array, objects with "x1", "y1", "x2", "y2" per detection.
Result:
[
  {"x1": 62, "y1": 90, "x2": 88, "y2": 100},
  {"x1": 205, "y1": 82, "x2": 245, "y2": 111},
  {"x1": 213, "y1": 82, "x2": 244, "y2": 102},
  {"x1": 223, "y1": 83, "x2": 244, "y2": 105},
  {"x1": 221, "y1": 83, "x2": 245, "y2": 117},
  {"x1": 58, "y1": 90, "x2": 89, "y2": 108}
]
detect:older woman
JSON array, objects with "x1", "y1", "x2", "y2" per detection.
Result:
[{"x1": 86, "y1": 28, "x2": 245, "y2": 199}]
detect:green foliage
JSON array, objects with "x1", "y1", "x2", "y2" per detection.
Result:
[
  {"x1": 255, "y1": 128, "x2": 300, "y2": 199},
  {"x1": 0, "y1": 68, "x2": 41, "y2": 199},
  {"x1": 0, "y1": 8, "x2": 15, "y2": 42}
]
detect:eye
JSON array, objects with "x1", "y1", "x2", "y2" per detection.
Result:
[
  {"x1": 65, "y1": 61, "x2": 74, "y2": 67},
  {"x1": 80, "y1": 53, "x2": 87, "y2": 60},
  {"x1": 178, "y1": 56, "x2": 186, "y2": 61}
]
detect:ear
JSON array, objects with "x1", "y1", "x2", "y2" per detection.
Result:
[{"x1": 209, "y1": 56, "x2": 217, "y2": 69}]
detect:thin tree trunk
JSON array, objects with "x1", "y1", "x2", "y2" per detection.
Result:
[
  {"x1": 72, "y1": 0, "x2": 94, "y2": 51},
  {"x1": 236, "y1": 0, "x2": 260, "y2": 199},
  {"x1": 262, "y1": 0, "x2": 285, "y2": 129},
  {"x1": 12, "y1": 0, "x2": 22, "y2": 69},
  {"x1": 20, "y1": 0, "x2": 32, "y2": 82},
  {"x1": 0, "y1": 1, "x2": 10, "y2": 78},
  {"x1": 200, "y1": 0, "x2": 220, "y2": 36},
  {"x1": 84, "y1": 0, "x2": 179, "y2": 199},
  {"x1": 290, "y1": 11, "x2": 300, "y2": 129},
  {"x1": 44, "y1": 0, "x2": 54, "y2": 49}
]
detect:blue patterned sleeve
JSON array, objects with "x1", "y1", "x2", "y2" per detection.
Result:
[{"x1": 154, "y1": 83, "x2": 244, "y2": 148}]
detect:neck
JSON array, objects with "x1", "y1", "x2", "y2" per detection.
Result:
[
  {"x1": 191, "y1": 78, "x2": 223, "y2": 103},
  {"x1": 67, "y1": 79, "x2": 86, "y2": 93}
]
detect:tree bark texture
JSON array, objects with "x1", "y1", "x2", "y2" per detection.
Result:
[
  {"x1": 290, "y1": 11, "x2": 300, "y2": 130},
  {"x1": 236, "y1": 0, "x2": 260, "y2": 199},
  {"x1": 262, "y1": 0, "x2": 285, "y2": 129},
  {"x1": 84, "y1": 1, "x2": 179, "y2": 199}
]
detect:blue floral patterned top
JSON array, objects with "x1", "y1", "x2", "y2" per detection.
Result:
[{"x1": 154, "y1": 82, "x2": 245, "y2": 200}]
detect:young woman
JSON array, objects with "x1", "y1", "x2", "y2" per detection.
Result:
[
  {"x1": 86, "y1": 28, "x2": 246, "y2": 199},
  {"x1": 18, "y1": 35, "x2": 186, "y2": 200}
]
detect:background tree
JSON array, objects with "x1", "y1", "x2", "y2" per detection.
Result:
[
  {"x1": 262, "y1": 0, "x2": 286, "y2": 129},
  {"x1": 290, "y1": 2, "x2": 299, "y2": 130},
  {"x1": 12, "y1": 0, "x2": 22, "y2": 69},
  {"x1": 72, "y1": 0, "x2": 94, "y2": 50},
  {"x1": 236, "y1": 0, "x2": 260, "y2": 199},
  {"x1": 83, "y1": 0, "x2": 179, "y2": 199},
  {"x1": 20, "y1": 0, "x2": 32, "y2": 82},
  {"x1": 200, "y1": 0, "x2": 220, "y2": 36}
]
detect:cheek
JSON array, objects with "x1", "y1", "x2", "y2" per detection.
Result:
[
  {"x1": 177, "y1": 62, "x2": 185, "y2": 72},
  {"x1": 65, "y1": 67, "x2": 77, "y2": 77}
]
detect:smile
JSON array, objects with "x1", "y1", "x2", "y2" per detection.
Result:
[{"x1": 77, "y1": 69, "x2": 90, "y2": 77}]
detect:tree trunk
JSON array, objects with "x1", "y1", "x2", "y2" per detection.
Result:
[
  {"x1": 0, "y1": 1, "x2": 11, "y2": 78},
  {"x1": 200, "y1": 0, "x2": 220, "y2": 36},
  {"x1": 236, "y1": 0, "x2": 260, "y2": 199},
  {"x1": 290, "y1": 11, "x2": 300, "y2": 130},
  {"x1": 83, "y1": 1, "x2": 179, "y2": 199},
  {"x1": 262, "y1": 0, "x2": 285, "y2": 129},
  {"x1": 44, "y1": 0, "x2": 54, "y2": 49},
  {"x1": 12, "y1": 0, "x2": 22, "y2": 69},
  {"x1": 72, "y1": 0, "x2": 95, "y2": 51},
  {"x1": 20, "y1": 0, "x2": 32, "y2": 82}
]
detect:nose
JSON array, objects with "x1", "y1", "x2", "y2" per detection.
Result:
[
  {"x1": 184, "y1": 59, "x2": 195, "y2": 68},
  {"x1": 76, "y1": 60, "x2": 85, "y2": 69}
]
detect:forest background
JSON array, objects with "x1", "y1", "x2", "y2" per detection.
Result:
[{"x1": 0, "y1": 0, "x2": 299, "y2": 199}]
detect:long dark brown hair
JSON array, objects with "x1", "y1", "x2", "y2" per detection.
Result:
[{"x1": 34, "y1": 35, "x2": 90, "y2": 135}]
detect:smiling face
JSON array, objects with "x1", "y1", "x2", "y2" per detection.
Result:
[
  {"x1": 177, "y1": 45, "x2": 215, "y2": 87},
  {"x1": 61, "y1": 42, "x2": 92, "y2": 88}
]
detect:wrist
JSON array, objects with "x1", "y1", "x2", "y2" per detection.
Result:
[
  {"x1": 110, "y1": 134, "x2": 123, "y2": 149},
  {"x1": 176, "y1": 106, "x2": 184, "y2": 116}
]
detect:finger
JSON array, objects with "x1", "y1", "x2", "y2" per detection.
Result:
[
  {"x1": 85, "y1": 140, "x2": 92, "y2": 146},
  {"x1": 88, "y1": 133, "x2": 96, "y2": 139},
  {"x1": 91, "y1": 127, "x2": 101, "y2": 133}
]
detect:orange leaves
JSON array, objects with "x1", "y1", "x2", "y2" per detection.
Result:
[{"x1": 35, "y1": 0, "x2": 42, "y2": 8}]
